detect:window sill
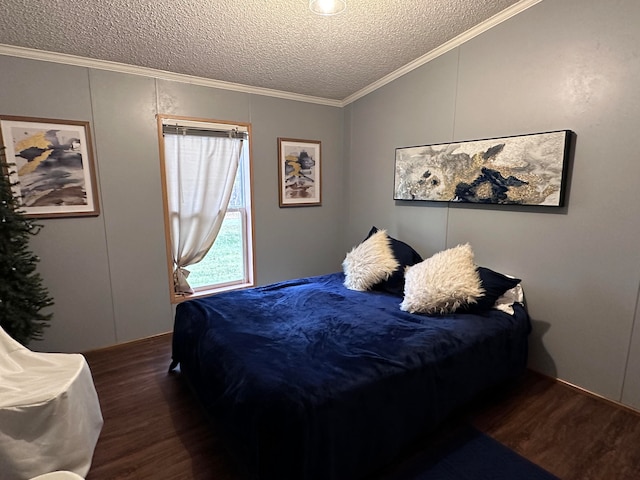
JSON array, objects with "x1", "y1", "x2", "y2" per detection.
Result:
[{"x1": 171, "y1": 281, "x2": 254, "y2": 304}]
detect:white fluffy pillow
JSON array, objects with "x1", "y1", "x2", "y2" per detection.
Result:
[
  {"x1": 343, "y1": 229, "x2": 400, "y2": 291},
  {"x1": 400, "y1": 243, "x2": 484, "y2": 314}
]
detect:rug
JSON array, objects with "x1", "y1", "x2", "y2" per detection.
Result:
[{"x1": 385, "y1": 426, "x2": 560, "y2": 480}]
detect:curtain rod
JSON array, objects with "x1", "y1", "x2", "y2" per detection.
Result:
[{"x1": 162, "y1": 124, "x2": 248, "y2": 139}]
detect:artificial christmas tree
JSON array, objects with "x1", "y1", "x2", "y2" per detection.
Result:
[{"x1": 0, "y1": 145, "x2": 54, "y2": 345}]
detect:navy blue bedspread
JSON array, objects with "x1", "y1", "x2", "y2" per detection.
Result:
[{"x1": 172, "y1": 273, "x2": 530, "y2": 480}]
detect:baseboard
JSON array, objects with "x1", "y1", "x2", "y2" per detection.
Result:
[
  {"x1": 82, "y1": 331, "x2": 172, "y2": 355},
  {"x1": 529, "y1": 368, "x2": 640, "y2": 417}
]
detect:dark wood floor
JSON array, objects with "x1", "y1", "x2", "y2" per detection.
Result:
[{"x1": 83, "y1": 333, "x2": 640, "y2": 480}]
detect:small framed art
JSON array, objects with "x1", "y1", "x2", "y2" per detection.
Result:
[
  {"x1": 0, "y1": 115, "x2": 100, "y2": 218},
  {"x1": 277, "y1": 137, "x2": 321, "y2": 207}
]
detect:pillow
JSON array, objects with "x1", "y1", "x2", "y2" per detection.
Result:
[
  {"x1": 463, "y1": 267, "x2": 521, "y2": 313},
  {"x1": 367, "y1": 226, "x2": 423, "y2": 295},
  {"x1": 400, "y1": 243, "x2": 484, "y2": 314},
  {"x1": 343, "y1": 229, "x2": 399, "y2": 291}
]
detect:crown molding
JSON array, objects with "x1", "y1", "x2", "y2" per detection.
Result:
[
  {"x1": 0, "y1": 44, "x2": 343, "y2": 108},
  {"x1": 0, "y1": 0, "x2": 541, "y2": 109},
  {"x1": 341, "y1": 0, "x2": 543, "y2": 106}
]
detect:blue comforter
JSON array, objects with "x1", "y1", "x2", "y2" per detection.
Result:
[{"x1": 172, "y1": 272, "x2": 530, "y2": 480}]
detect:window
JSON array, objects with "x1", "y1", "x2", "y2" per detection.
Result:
[
  {"x1": 158, "y1": 116, "x2": 254, "y2": 302},
  {"x1": 182, "y1": 149, "x2": 251, "y2": 289}
]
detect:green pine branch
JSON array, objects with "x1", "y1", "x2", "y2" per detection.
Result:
[{"x1": 0, "y1": 145, "x2": 54, "y2": 345}]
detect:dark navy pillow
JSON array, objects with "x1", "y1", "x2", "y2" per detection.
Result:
[
  {"x1": 465, "y1": 266, "x2": 521, "y2": 313},
  {"x1": 366, "y1": 226, "x2": 423, "y2": 296}
]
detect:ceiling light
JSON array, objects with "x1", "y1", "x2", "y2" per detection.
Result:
[{"x1": 309, "y1": 0, "x2": 346, "y2": 16}]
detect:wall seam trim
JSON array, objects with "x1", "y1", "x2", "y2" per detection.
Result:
[
  {"x1": 620, "y1": 277, "x2": 640, "y2": 402},
  {"x1": 87, "y1": 67, "x2": 120, "y2": 344}
]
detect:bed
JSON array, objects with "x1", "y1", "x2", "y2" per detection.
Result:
[{"x1": 170, "y1": 234, "x2": 530, "y2": 480}]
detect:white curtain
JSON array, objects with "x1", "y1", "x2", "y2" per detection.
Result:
[{"x1": 164, "y1": 133, "x2": 243, "y2": 294}]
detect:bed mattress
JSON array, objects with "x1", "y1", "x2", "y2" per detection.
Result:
[{"x1": 171, "y1": 272, "x2": 530, "y2": 480}]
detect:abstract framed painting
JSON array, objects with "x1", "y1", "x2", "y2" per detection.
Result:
[
  {"x1": 0, "y1": 115, "x2": 100, "y2": 218},
  {"x1": 277, "y1": 137, "x2": 321, "y2": 207},
  {"x1": 394, "y1": 130, "x2": 573, "y2": 207}
]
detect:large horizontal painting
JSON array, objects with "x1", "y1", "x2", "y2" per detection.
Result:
[{"x1": 394, "y1": 130, "x2": 573, "y2": 207}]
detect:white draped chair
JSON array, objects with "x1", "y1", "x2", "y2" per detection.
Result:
[
  {"x1": 0, "y1": 326, "x2": 103, "y2": 480},
  {"x1": 30, "y1": 473, "x2": 84, "y2": 480}
]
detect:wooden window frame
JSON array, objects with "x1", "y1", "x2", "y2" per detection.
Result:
[{"x1": 157, "y1": 114, "x2": 255, "y2": 303}]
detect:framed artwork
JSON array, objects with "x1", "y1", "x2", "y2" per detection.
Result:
[
  {"x1": 394, "y1": 130, "x2": 573, "y2": 207},
  {"x1": 0, "y1": 115, "x2": 100, "y2": 218},
  {"x1": 277, "y1": 138, "x2": 321, "y2": 207}
]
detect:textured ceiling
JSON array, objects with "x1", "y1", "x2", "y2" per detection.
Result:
[{"x1": 0, "y1": 0, "x2": 525, "y2": 102}]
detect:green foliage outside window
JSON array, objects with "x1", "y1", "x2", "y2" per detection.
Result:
[{"x1": 187, "y1": 212, "x2": 244, "y2": 288}]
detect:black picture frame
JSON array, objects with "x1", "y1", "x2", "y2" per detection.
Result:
[{"x1": 394, "y1": 130, "x2": 573, "y2": 207}]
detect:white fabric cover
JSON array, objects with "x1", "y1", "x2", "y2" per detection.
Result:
[
  {"x1": 0, "y1": 328, "x2": 103, "y2": 480},
  {"x1": 30, "y1": 472, "x2": 84, "y2": 480},
  {"x1": 495, "y1": 283, "x2": 525, "y2": 315}
]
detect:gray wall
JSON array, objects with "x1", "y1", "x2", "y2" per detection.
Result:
[
  {"x1": 0, "y1": 56, "x2": 345, "y2": 352},
  {"x1": 2, "y1": 0, "x2": 639, "y2": 411},
  {"x1": 345, "y1": 0, "x2": 640, "y2": 410}
]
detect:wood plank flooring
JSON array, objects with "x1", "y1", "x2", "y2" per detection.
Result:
[{"x1": 83, "y1": 333, "x2": 640, "y2": 480}]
